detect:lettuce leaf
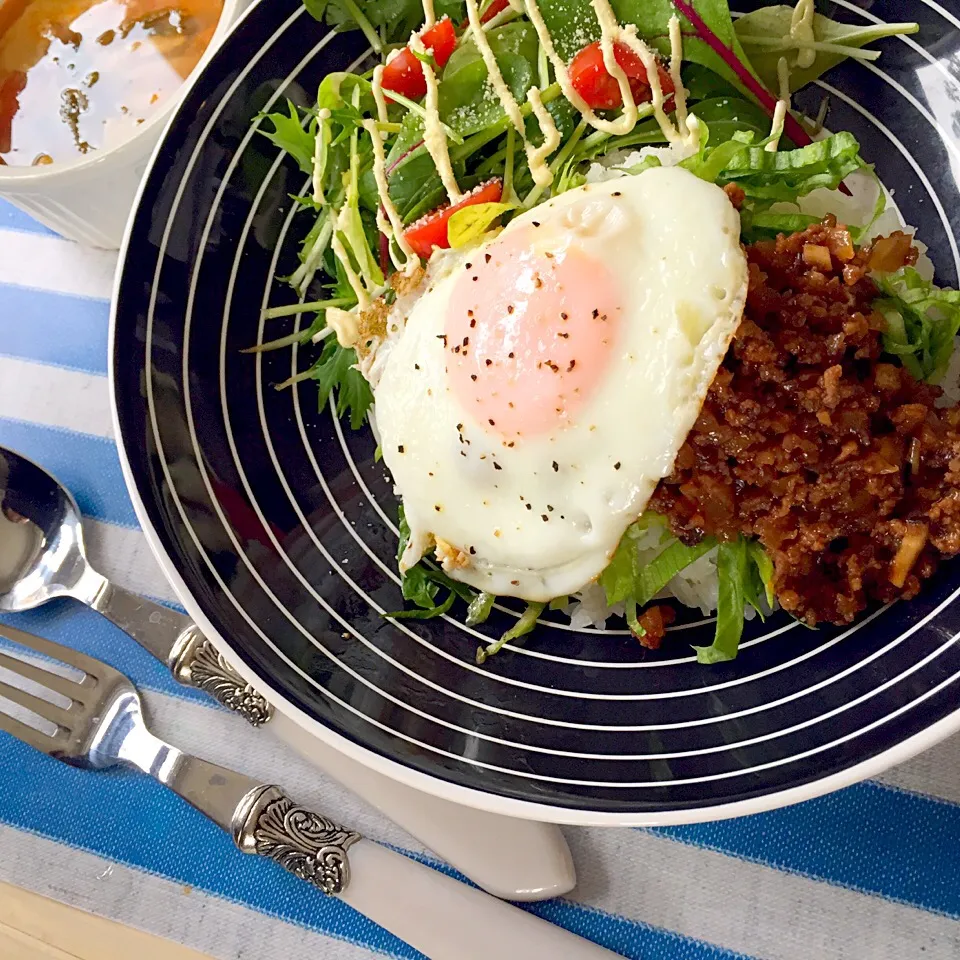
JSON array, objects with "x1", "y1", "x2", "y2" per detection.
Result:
[
  {"x1": 683, "y1": 129, "x2": 862, "y2": 200},
  {"x1": 598, "y1": 516, "x2": 666, "y2": 605},
  {"x1": 693, "y1": 538, "x2": 748, "y2": 664},
  {"x1": 448, "y1": 202, "x2": 515, "y2": 247},
  {"x1": 440, "y1": 21, "x2": 540, "y2": 137},
  {"x1": 875, "y1": 267, "x2": 960, "y2": 382},
  {"x1": 466, "y1": 591, "x2": 496, "y2": 625},
  {"x1": 599, "y1": 516, "x2": 715, "y2": 630},
  {"x1": 734, "y1": 4, "x2": 918, "y2": 94},
  {"x1": 633, "y1": 538, "x2": 718, "y2": 606},
  {"x1": 310, "y1": 336, "x2": 373, "y2": 429},
  {"x1": 738, "y1": 208, "x2": 821, "y2": 242},
  {"x1": 693, "y1": 537, "x2": 775, "y2": 664},
  {"x1": 259, "y1": 100, "x2": 316, "y2": 174},
  {"x1": 477, "y1": 601, "x2": 545, "y2": 664},
  {"x1": 305, "y1": 0, "x2": 467, "y2": 47}
]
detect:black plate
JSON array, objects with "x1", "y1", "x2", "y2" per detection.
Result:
[{"x1": 112, "y1": 0, "x2": 960, "y2": 820}]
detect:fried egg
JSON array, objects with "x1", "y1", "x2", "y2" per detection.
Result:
[{"x1": 373, "y1": 165, "x2": 748, "y2": 601}]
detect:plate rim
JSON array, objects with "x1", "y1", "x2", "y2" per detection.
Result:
[{"x1": 106, "y1": 0, "x2": 960, "y2": 825}]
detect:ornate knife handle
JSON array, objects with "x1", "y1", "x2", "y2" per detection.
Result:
[
  {"x1": 170, "y1": 627, "x2": 274, "y2": 728},
  {"x1": 233, "y1": 785, "x2": 361, "y2": 895}
]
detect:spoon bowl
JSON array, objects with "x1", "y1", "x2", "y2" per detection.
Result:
[{"x1": 0, "y1": 447, "x2": 98, "y2": 612}]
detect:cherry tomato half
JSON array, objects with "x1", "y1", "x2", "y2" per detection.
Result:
[
  {"x1": 381, "y1": 16, "x2": 457, "y2": 101},
  {"x1": 403, "y1": 178, "x2": 504, "y2": 259},
  {"x1": 568, "y1": 40, "x2": 675, "y2": 111}
]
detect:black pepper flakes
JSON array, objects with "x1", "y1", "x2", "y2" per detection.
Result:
[
  {"x1": 493, "y1": 462, "x2": 502, "y2": 471},
  {"x1": 485, "y1": 358, "x2": 493, "y2": 366},
  {"x1": 485, "y1": 253, "x2": 492, "y2": 263},
  {"x1": 614, "y1": 461, "x2": 621, "y2": 470},
  {"x1": 437, "y1": 334, "x2": 448, "y2": 345},
  {"x1": 398, "y1": 445, "x2": 405, "y2": 453},
  {"x1": 613, "y1": 191, "x2": 622, "y2": 197},
  {"x1": 532, "y1": 221, "x2": 541, "y2": 227},
  {"x1": 525, "y1": 503, "x2": 532, "y2": 510},
  {"x1": 507, "y1": 304, "x2": 514, "y2": 314},
  {"x1": 567, "y1": 359, "x2": 576, "y2": 372},
  {"x1": 592, "y1": 309, "x2": 599, "y2": 319},
  {"x1": 488, "y1": 418, "x2": 496, "y2": 426},
  {"x1": 414, "y1": 363, "x2": 420, "y2": 370},
  {"x1": 469, "y1": 546, "x2": 477, "y2": 554},
  {"x1": 434, "y1": 504, "x2": 442, "y2": 512},
  {"x1": 552, "y1": 461, "x2": 559, "y2": 472},
  {"x1": 471, "y1": 374, "x2": 478, "y2": 381},
  {"x1": 541, "y1": 514, "x2": 549, "y2": 522}
]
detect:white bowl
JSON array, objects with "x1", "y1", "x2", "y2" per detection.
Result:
[{"x1": 0, "y1": 0, "x2": 256, "y2": 248}]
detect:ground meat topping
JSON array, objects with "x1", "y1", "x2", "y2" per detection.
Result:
[
  {"x1": 650, "y1": 220, "x2": 960, "y2": 626},
  {"x1": 632, "y1": 605, "x2": 676, "y2": 650}
]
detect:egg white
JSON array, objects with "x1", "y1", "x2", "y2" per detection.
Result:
[{"x1": 373, "y1": 165, "x2": 748, "y2": 601}]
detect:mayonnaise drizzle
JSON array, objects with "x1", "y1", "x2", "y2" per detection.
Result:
[
  {"x1": 764, "y1": 57, "x2": 790, "y2": 152},
  {"x1": 667, "y1": 15, "x2": 688, "y2": 134},
  {"x1": 777, "y1": 55, "x2": 791, "y2": 103},
  {"x1": 363, "y1": 118, "x2": 420, "y2": 273},
  {"x1": 525, "y1": 86, "x2": 562, "y2": 185},
  {"x1": 789, "y1": 0, "x2": 816, "y2": 69},
  {"x1": 465, "y1": 0, "x2": 526, "y2": 135},
  {"x1": 411, "y1": 34, "x2": 464, "y2": 202},
  {"x1": 766, "y1": 101, "x2": 787, "y2": 153},
  {"x1": 464, "y1": 0, "x2": 557, "y2": 186},
  {"x1": 313, "y1": 107, "x2": 331, "y2": 204},
  {"x1": 422, "y1": 0, "x2": 436, "y2": 28},
  {"x1": 372, "y1": 65, "x2": 389, "y2": 125},
  {"x1": 327, "y1": 306, "x2": 360, "y2": 347},
  {"x1": 331, "y1": 212, "x2": 371, "y2": 308}
]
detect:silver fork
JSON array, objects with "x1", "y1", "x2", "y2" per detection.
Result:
[{"x1": 0, "y1": 623, "x2": 620, "y2": 960}]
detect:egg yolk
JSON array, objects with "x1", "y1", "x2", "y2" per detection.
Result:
[{"x1": 445, "y1": 226, "x2": 623, "y2": 439}]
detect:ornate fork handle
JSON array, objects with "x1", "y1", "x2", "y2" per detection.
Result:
[{"x1": 234, "y1": 786, "x2": 361, "y2": 894}]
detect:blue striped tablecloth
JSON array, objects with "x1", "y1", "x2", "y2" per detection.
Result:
[{"x1": 1, "y1": 199, "x2": 960, "y2": 959}]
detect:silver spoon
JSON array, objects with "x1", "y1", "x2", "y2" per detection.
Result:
[
  {"x1": 0, "y1": 444, "x2": 271, "y2": 723},
  {"x1": 0, "y1": 444, "x2": 577, "y2": 901}
]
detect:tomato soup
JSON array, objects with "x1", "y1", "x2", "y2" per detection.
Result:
[{"x1": 0, "y1": 0, "x2": 222, "y2": 166}]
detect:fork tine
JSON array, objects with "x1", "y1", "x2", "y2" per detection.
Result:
[
  {"x1": 0, "y1": 677, "x2": 74, "y2": 730},
  {"x1": 0, "y1": 623, "x2": 112, "y2": 682},
  {"x1": 0, "y1": 708, "x2": 61, "y2": 756},
  {"x1": 0, "y1": 648, "x2": 87, "y2": 701}
]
